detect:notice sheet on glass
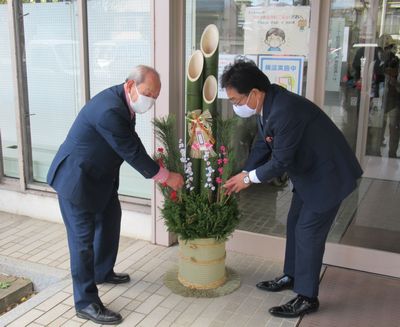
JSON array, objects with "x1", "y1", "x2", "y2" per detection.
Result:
[
  {"x1": 244, "y1": 6, "x2": 310, "y2": 57},
  {"x1": 258, "y1": 56, "x2": 304, "y2": 95}
]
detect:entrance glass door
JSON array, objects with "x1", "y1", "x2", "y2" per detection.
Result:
[
  {"x1": 323, "y1": 0, "x2": 400, "y2": 255},
  {"x1": 186, "y1": 0, "x2": 400, "y2": 276}
]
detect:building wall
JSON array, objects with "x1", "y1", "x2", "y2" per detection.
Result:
[{"x1": 0, "y1": 189, "x2": 152, "y2": 240}]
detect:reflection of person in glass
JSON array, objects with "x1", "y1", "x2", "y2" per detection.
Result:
[
  {"x1": 379, "y1": 34, "x2": 400, "y2": 158},
  {"x1": 264, "y1": 28, "x2": 285, "y2": 52},
  {"x1": 221, "y1": 59, "x2": 363, "y2": 319}
]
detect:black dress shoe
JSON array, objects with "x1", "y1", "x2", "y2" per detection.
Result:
[
  {"x1": 256, "y1": 274, "x2": 294, "y2": 292},
  {"x1": 104, "y1": 272, "x2": 130, "y2": 284},
  {"x1": 76, "y1": 303, "x2": 122, "y2": 325},
  {"x1": 269, "y1": 295, "x2": 319, "y2": 318}
]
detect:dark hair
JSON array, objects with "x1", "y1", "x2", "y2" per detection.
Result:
[
  {"x1": 265, "y1": 28, "x2": 286, "y2": 41},
  {"x1": 220, "y1": 57, "x2": 271, "y2": 95}
]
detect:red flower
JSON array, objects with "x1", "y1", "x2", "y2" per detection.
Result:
[
  {"x1": 170, "y1": 190, "x2": 178, "y2": 202},
  {"x1": 216, "y1": 177, "x2": 222, "y2": 184},
  {"x1": 157, "y1": 147, "x2": 164, "y2": 153},
  {"x1": 217, "y1": 159, "x2": 223, "y2": 165}
]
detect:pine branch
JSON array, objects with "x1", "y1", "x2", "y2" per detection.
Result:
[{"x1": 153, "y1": 115, "x2": 183, "y2": 174}]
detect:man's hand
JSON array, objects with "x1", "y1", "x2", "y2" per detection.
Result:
[
  {"x1": 223, "y1": 172, "x2": 251, "y2": 195},
  {"x1": 165, "y1": 172, "x2": 184, "y2": 191}
]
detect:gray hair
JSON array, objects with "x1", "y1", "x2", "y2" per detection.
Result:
[{"x1": 126, "y1": 65, "x2": 160, "y2": 85}]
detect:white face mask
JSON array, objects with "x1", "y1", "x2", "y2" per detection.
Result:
[
  {"x1": 129, "y1": 84, "x2": 155, "y2": 114},
  {"x1": 233, "y1": 92, "x2": 258, "y2": 118}
]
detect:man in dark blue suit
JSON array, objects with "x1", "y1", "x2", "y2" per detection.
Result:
[
  {"x1": 222, "y1": 59, "x2": 363, "y2": 318},
  {"x1": 47, "y1": 65, "x2": 183, "y2": 324}
]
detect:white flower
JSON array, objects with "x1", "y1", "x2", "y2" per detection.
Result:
[{"x1": 179, "y1": 139, "x2": 193, "y2": 190}]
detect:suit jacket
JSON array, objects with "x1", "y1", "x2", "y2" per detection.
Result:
[
  {"x1": 47, "y1": 84, "x2": 160, "y2": 213},
  {"x1": 244, "y1": 84, "x2": 363, "y2": 213}
]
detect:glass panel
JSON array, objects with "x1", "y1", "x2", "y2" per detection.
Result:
[
  {"x1": 323, "y1": 3, "x2": 359, "y2": 151},
  {"x1": 187, "y1": 0, "x2": 311, "y2": 236},
  {"x1": 23, "y1": 1, "x2": 80, "y2": 183},
  {"x1": 87, "y1": 0, "x2": 152, "y2": 198},
  {"x1": 0, "y1": 1, "x2": 19, "y2": 178},
  {"x1": 323, "y1": 0, "x2": 400, "y2": 254}
]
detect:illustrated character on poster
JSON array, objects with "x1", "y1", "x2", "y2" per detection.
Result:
[
  {"x1": 277, "y1": 75, "x2": 295, "y2": 92},
  {"x1": 264, "y1": 28, "x2": 286, "y2": 52}
]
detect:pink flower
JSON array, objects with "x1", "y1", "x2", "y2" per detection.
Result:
[
  {"x1": 216, "y1": 177, "x2": 222, "y2": 184},
  {"x1": 157, "y1": 147, "x2": 164, "y2": 153},
  {"x1": 157, "y1": 158, "x2": 165, "y2": 168},
  {"x1": 220, "y1": 145, "x2": 226, "y2": 152},
  {"x1": 217, "y1": 159, "x2": 223, "y2": 165},
  {"x1": 218, "y1": 167, "x2": 223, "y2": 174},
  {"x1": 223, "y1": 158, "x2": 229, "y2": 164}
]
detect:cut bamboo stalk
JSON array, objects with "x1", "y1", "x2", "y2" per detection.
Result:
[
  {"x1": 202, "y1": 75, "x2": 218, "y2": 116},
  {"x1": 186, "y1": 50, "x2": 204, "y2": 192},
  {"x1": 187, "y1": 50, "x2": 204, "y2": 113},
  {"x1": 200, "y1": 24, "x2": 219, "y2": 79}
]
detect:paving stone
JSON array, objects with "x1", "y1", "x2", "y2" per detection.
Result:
[
  {"x1": 119, "y1": 311, "x2": 145, "y2": 326},
  {"x1": 135, "y1": 293, "x2": 165, "y2": 314},
  {"x1": 137, "y1": 306, "x2": 169, "y2": 327},
  {"x1": 34, "y1": 303, "x2": 70, "y2": 325},
  {"x1": 7, "y1": 308, "x2": 44, "y2": 327}
]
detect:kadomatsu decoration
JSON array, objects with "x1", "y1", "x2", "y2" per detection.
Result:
[{"x1": 154, "y1": 25, "x2": 241, "y2": 295}]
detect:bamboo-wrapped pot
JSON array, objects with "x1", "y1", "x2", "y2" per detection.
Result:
[{"x1": 178, "y1": 238, "x2": 227, "y2": 290}]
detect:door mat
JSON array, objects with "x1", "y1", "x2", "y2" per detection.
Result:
[{"x1": 299, "y1": 266, "x2": 400, "y2": 327}]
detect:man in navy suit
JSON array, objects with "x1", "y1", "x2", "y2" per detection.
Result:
[
  {"x1": 47, "y1": 65, "x2": 183, "y2": 324},
  {"x1": 222, "y1": 59, "x2": 363, "y2": 318}
]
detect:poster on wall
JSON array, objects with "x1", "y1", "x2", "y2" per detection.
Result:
[
  {"x1": 243, "y1": 6, "x2": 310, "y2": 56},
  {"x1": 218, "y1": 54, "x2": 258, "y2": 99},
  {"x1": 326, "y1": 18, "x2": 345, "y2": 92},
  {"x1": 258, "y1": 56, "x2": 304, "y2": 95}
]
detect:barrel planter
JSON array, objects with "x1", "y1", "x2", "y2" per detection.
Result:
[{"x1": 178, "y1": 238, "x2": 227, "y2": 290}]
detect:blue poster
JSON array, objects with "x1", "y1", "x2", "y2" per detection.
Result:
[{"x1": 258, "y1": 56, "x2": 304, "y2": 95}]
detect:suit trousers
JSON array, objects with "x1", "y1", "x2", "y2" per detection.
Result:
[
  {"x1": 283, "y1": 190, "x2": 340, "y2": 298},
  {"x1": 58, "y1": 191, "x2": 122, "y2": 309}
]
